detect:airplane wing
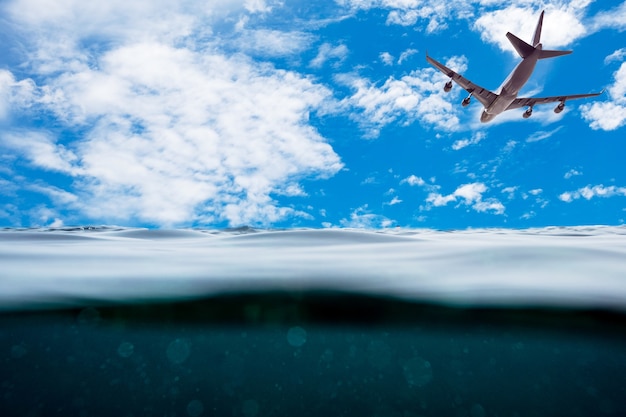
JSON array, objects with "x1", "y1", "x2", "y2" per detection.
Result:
[
  {"x1": 426, "y1": 54, "x2": 498, "y2": 108},
  {"x1": 506, "y1": 92, "x2": 604, "y2": 110}
]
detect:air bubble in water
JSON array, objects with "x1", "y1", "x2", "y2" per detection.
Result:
[
  {"x1": 470, "y1": 403, "x2": 486, "y2": 417},
  {"x1": 242, "y1": 399, "x2": 259, "y2": 417},
  {"x1": 287, "y1": 326, "x2": 307, "y2": 347},
  {"x1": 187, "y1": 399, "x2": 204, "y2": 416},
  {"x1": 117, "y1": 342, "x2": 134, "y2": 358},
  {"x1": 11, "y1": 344, "x2": 27, "y2": 359},
  {"x1": 167, "y1": 339, "x2": 191, "y2": 364},
  {"x1": 402, "y1": 356, "x2": 433, "y2": 387}
]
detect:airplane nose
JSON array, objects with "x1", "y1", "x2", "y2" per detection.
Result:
[{"x1": 480, "y1": 111, "x2": 493, "y2": 123}]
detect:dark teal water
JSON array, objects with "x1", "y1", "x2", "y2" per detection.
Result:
[{"x1": 2, "y1": 293, "x2": 626, "y2": 417}]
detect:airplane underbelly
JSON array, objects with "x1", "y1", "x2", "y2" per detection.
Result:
[{"x1": 485, "y1": 95, "x2": 515, "y2": 115}]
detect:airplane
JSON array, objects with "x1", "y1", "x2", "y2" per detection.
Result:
[{"x1": 426, "y1": 10, "x2": 603, "y2": 123}]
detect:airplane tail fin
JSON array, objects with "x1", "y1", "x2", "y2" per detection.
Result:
[
  {"x1": 506, "y1": 32, "x2": 534, "y2": 59},
  {"x1": 532, "y1": 10, "x2": 544, "y2": 47},
  {"x1": 508, "y1": 10, "x2": 572, "y2": 59}
]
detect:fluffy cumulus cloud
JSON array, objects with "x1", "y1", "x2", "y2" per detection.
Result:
[
  {"x1": 336, "y1": 0, "x2": 603, "y2": 46},
  {"x1": 334, "y1": 0, "x2": 621, "y2": 60},
  {"x1": 232, "y1": 28, "x2": 315, "y2": 58},
  {"x1": 0, "y1": 70, "x2": 38, "y2": 121},
  {"x1": 604, "y1": 48, "x2": 626, "y2": 65},
  {"x1": 338, "y1": 56, "x2": 468, "y2": 136},
  {"x1": 526, "y1": 126, "x2": 563, "y2": 143},
  {"x1": 452, "y1": 131, "x2": 486, "y2": 150},
  {"x1": 426, "y1": 182, "x2": 505, "y2": 214},
  {"x1": 0, "y1": 0, "x2": 343, "y2": 226},
  {"x1": 339, "y1": 205, "x2": 395, "y2": 228},
  {"x1": 591, "y1": 1, "x2": 626, "y2": 32},
  {"x1": 398, "y1": 49, "x2": 418, "y2": 64},
  {"x1": 377, "y1": 48, "x2": 419, "y2": 66},
  {"x1": 581, "y1": 59, "x2": 626, "y2": 130},
  {"x1": 380, "y1": 52, "x2": 395, "y2": 66},
  {"x1": 564, "y1": 169, "x2": 583, "y2": 179},
  {"x1": 401, "y1": 175, "x2": 426, "y2": 187},
  {"x1": 559, "y1": 185, "x2": 626, "y2": 203},
  {"x1": 473, "y1": 1, "x2": 590, "y2": 55},
  {"x1": 310, "y1": 43, "x2": 349, "y2": 68},
  {"x1": 335, "y1": 0, "x2": 469, "y2": 32}
]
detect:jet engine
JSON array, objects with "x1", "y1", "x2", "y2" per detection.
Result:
[
  {"x1": 462, "y1": 96, "x2": 471, "y2": 107},
  {"x1": 444, "y1": 81, "x2": 453, "y2": 93},
  {"x1": 554, "y1": 102, "x2": 565, "y2": 114},
  {"x1": 523, "y1": 107, "x2": 533, "y2": 119}
]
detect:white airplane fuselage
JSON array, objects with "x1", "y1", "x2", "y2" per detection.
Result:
[{"x1": 480, "y1": 44, "x2": 543, "y2": 123}]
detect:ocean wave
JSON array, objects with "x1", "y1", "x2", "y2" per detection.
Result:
[{"x1": 1, "y1": 226, "x2": 626, "y2": 311}]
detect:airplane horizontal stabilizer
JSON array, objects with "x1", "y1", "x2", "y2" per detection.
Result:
[
  {"x1": 538, "y1": 49, "x2": 572, "y2": 59},
  {"x1": 506, "y1": 32, "x2": 534, "y2": 59}
]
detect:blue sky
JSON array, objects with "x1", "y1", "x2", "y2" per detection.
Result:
[{"x1": 0, "y1": 0, "x2": 625, "y2": 229}]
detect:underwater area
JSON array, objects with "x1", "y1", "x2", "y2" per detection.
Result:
[
  {"x1": 2, "y1": 294, "x2": 626, "y2": 417},
  {"x1": 2, "y1": 227, "x2": 626, "y2": 416}
]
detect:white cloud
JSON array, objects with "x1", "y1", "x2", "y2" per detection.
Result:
[
  {"x1": 361, "y1": 176, "x2": 378, "y2": 185},
  {"x1": 558, "y1": 192, "x2": 574, "y2": 202},
  {"x1": 378, "y1": 48, "x2": 419, "y2": 66},
  {"x1": 310, "y1": 43, "x2": 349, "y2": 68},
  {"x1": 27, "y1": 183, "x2": 80, "y2": 206},
  {"x1": 559, "y1": 185, "x2": 626, "y2": 202},
  {"x1": 335, "y1": 0, "x2": 464, "y2": 32},
  {"x1": 339, "y1": 205, "x2": 395, "y2": 228},
  {"x1": 564, "y1": 169, "x2": 582, "y2": 179},
  {"x1": 233, "y1": 29, "x2": 315, "y2": 57},
  {"x1": 337, "y1": 56, "x2": 467, "y2": 136},
  {"x1": 0, "y1": 71, "x2": 14, "y2": 120},
  {"x1": 501, "y1": 186, "x2": 518, "y2": 197},
  {"x1": 474, "y1": 4, "x2": 589, "y2": 55},
  {"x1": 581, "y1": 62, "x2": 626, "y2": 130},
  {"x1": 2, "y1": 131, "x2": 79, "y2": 173},
  {"x1": 609, "y1": 62, "x2": 626, "y2": 99},
  {"x1": 379, "y1": 52, "x2": 394, "y2": 66},
  {"x1": 385, "y1": 196, "x2": 402, "y2": 206},
  {"x1": 0, "y1": 70, "x2": 38, "y2": 121},
  {"x1": 472, "y1": 199, "x2": 507, "y2": 214},
  {"x1": 426, "y1": 182, "x2": 505, "y2": 214},
  {"x1": 0, "y1": 178, "x2": 18, "y2": 198},
  {"x1": 453, "y1": 182, "x2": 486, "y2": 203},
  {"x1": 401, "y1": 175, "x2": 425, "y2": 186},
  {"x1": 3, "y1": 0, "x2": 228, "y2": 74},
  {"x1": 398, "y1": 48, "x2": 418, "y2": 64},
  {"x1": 581, "y1": 101, "x2": 626, "y2": 130},
  {"x1": 336, "y1": 0, "x2": 619, "y2": 57},
  {"x1": 244, "y1": 0, "x2": 273, "y2": 14},
  {"x1": 526, "y1": 126, "x2": 563, "y2": 143},
  {"x1": 452, "y1": 131, "x2": 486, "y2": 150},
  {"x1": 1, "y1": 0, "x2": 343, "y2": 227},
  {"x1": 28, "y1": 204, "x2": 65, "y2": 228},
  {"x1": 591, "y1": 1, "x2": 626, "y2": 32},
  {"x1": 604, "y1": 48, "x2": 626, "y2": 65}
]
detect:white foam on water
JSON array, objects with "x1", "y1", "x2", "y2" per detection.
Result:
[{"x1": 1, "y1": 226, "x2": 626, "y2": 310}]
